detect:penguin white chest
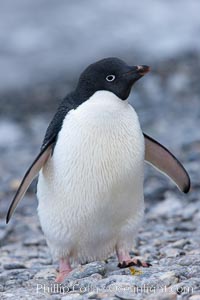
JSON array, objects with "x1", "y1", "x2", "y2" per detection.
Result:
[{"x1": 37, "y1": 91, "x2": 145, "y2": 262}]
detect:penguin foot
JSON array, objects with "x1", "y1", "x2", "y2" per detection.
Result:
[
  {"x1": 118, "y1": 258, "x2": 152, "y2": 268},
  {"x1": 55, "y1": 258, "x2": 72, "y2": 283},
  {"x1": 116, "y1": 248, "x2": 152, "y2": 269}
]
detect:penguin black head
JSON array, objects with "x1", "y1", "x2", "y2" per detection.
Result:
[{"x1": 76, "y1": 57, "x2": 150, "y2": 100}]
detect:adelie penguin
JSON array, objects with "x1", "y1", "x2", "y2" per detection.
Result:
[{"x1": 6, "y1": 57, "x2": 190, "y2": 282}]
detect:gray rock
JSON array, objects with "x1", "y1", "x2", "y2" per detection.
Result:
[
  {"x1": 3, "y1": 263, "x2": 26, "y2": 270},
  {"x1": 115, "y1": 291, "x2": 138, "y2": 300},
  {"x1": 34, "y1": 267, "x2": 57, "y2": 280},
  {"x1": 0, "y1": 284, "x2": 4, "y2": 292},
  {"x1": 181, "y1": 205, "x2": 198, "y2": 221},
  {"x1": 145, "y1": 291, "x2": 177, "y2": 300},
  {"x1": 0, "y1": 227, "x2": 10, "y2": 243},
  {"x1": 87, "y1": 292, "x2": 99, "y2": 299},
  {"x1": 49, "y1": 295, "x2": 62, "y2": 300},
  {"x1": 171, "y1": 239, "x2": 190, "y2": 249},
  {"x1": 159, "y1": 247, "x2": 181, "y2": 258},
  {"x1": 62, "y1": 294, "x2": 83, "y2": 300},
  {"x1": 0, "y1": 274, "x2": 8, "y2": 284},
  {"x1": 174, "y1": 223, "x2": 196, "y2": 232},
  {"x1": 178, "y1": 256, "x2": 200, "y2": 267},
  {"x1": 172, "y1": 278, "x2": 200, "y2": 296},
  {"x1": 23, "y1": 236, "x2": 46, "y2": 246},
  {"x1": 69, "y1": 262, "x2": 106, "y2": 280},
  {"x1": 149, "y1": 195, "x2": 183, "y2": 217}
]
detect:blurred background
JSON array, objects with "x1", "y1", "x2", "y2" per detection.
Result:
[{"x1": 0, "y1": 0, "x2": 200, "y2": 217}]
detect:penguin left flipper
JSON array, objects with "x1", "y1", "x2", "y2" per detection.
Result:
[
  {"x1": 6, "y1": 140, "x2": 53, "y2": 224},
  {"x1": 144, "y1": 133, "x2": 190, "y2": 193}
]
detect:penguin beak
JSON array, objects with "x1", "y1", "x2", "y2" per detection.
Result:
[
  {"x1": 135, "y1": 65, "x2": 150, "y2": 75},
  {"x1": 123, "y1": 65, "x2": 150, "y2": 83}
]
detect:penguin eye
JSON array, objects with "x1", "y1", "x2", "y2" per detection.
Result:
[{"x1": 106, "y1": 75, "x2": 115, "y2": 82}]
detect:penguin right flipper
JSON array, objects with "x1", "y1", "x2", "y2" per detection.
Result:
[
  {"x1": 6, "y1": 140, "x2": 53, "y2": 224},
  {"x1": 144, "y1": 133, "x2": 190, "y2": 193}
]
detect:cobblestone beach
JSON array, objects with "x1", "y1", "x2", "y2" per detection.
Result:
[{"x1": 0, "y1": 51, "x2": 200, "y2": 299}]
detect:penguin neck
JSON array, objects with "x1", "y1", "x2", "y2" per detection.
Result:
[
  {"x1": 86, "y1": 90, "x2": 128, "y2": 109},
  {"x1": 73, "y1": 90, "x2": 130, "y2": 126},
  {"x1": 71, "y1": 88, "x2": 128, "y2": 109},
  {"x1": 61, "y1": 90, "x2": 139, "y2": 140}
]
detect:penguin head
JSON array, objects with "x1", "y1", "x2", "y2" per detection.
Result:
[{"x1": 76, "y1": 57, "x2": 150, "y2": 100}]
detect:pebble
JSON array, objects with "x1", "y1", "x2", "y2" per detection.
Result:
[
  {"x1": 159, "y1": 248, "x2": 181, "y2": 258},
  {"x1": 3, "y1": 263, "x2": 26, "y2": 270},
  {"x1": 34, "y1": 267, "x2": 57, "y2": 280},
  {"x1": 68, "y1": 262, "x2": 106, "y2": 280},
  {"x1": 174, "y1": 223, "x2": 196, "y2": 232},
  {"x1": 23, "y1": 236, "x2": 47, "y2": 246},
  {"x1": 0, "y1": 222, "x2": 11, "y2": 243},
  {"x1": 149, "y1": 195, "x2": 183, "y2": 217},
  {"x1": 115, "y1": 291, "x2": 137, "y2": 300},
  {"x1": 49, "y1": 296, "x2": 62, "y2": 300},
  {"x1": 62, "y1": 294, "x2": 83, "y2": 300},
  {"x1": 178, "y1": 256, "x2": 200, "y2": 267},
  {"x1": 146, "y1": 292, "x2": 177, "y2": 300},
  {"x1": 181, "y1": 206, "x2": 198, "y2": 221},
  {"x1": 171, "y1": 239, "x2": 190, "y2": 249}
]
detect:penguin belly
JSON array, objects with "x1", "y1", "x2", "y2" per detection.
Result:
[{"x1": 37, "y1": 91, "x2": 145, "y2": 264}]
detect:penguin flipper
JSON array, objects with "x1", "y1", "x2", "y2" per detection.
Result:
[
  {"x1": 6, "y1": 95, "x2": 73, "y2": 224},
  {"x1": 144, "y1": 133, "x2": 190, "y2": 193},
  {"x1": 6, "y1": 141, "x2": 53, "y2": 224}
]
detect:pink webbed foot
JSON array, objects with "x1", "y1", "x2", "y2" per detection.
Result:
[
  {"x1": 55, "y1": 258, "x2": 72, "y2": 283},
  {"x1": 116, "y1": 248, "x2": 152, "y2": 269}
]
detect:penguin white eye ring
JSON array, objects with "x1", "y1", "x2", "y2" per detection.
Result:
[
  {"x1": 6, "y1": 57, "x2": 190, "y2": 283},
  {"x1": 106, "y1": 74, "x2": 115, "y2": 82}
]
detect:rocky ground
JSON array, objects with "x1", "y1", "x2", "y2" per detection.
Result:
[{"x1": 0, "y1": 52, "x2": 200, "y2": 299}]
